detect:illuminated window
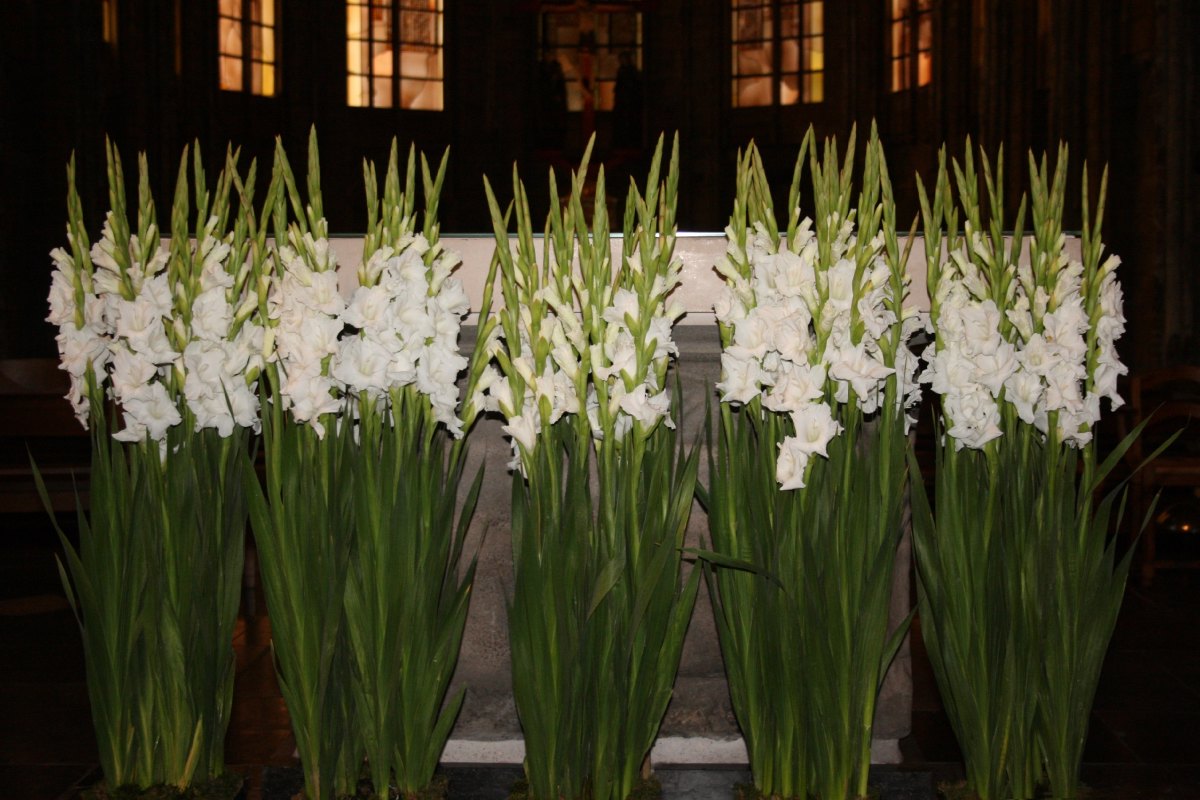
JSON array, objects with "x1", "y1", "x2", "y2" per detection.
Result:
[
  {"x1": 102, "y1": 0, "x2": 118, "y2": 46},
  {"x1": 219, "y1": 0, "x2": 279, "y2": 96},
  {"x1": 347, "y1": 0, "x2": 444, "y2": 111},
  {"x1": 731, "y1": 1, "x2": 824, "y2": 108},
  {"x1": 889, "y1": 0, "x2": 932, "y2": 92},
  {"x1": 539, "y1": 8, "x2": 642, "y2": 112}
]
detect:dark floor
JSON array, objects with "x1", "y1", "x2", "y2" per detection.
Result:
[{"x1": 2, "y1": 513, "x2": 1199, "y2": 800}]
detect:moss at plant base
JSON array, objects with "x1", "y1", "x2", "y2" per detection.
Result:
[
  {"x1": 354, "y1": 773, "x2": 449, "y2": 800},
  {"x1": 734, "y1": 782, "x2": 880, "y2": 800},
  {"x1": 934, "y1": 780, "x2": 1096, "y2": 800},
  {"x1": 506, "y1": 775, "x2": 663, "y2": 800},
  {"x1": 81, "y1": 773, "x2": 245, "y2": 800}
]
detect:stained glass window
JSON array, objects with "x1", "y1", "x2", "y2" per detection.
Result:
[
  {"x1": 889, "y1": 0, "x2": 932, "y2": 92},
  {"x1": 347, "y1": 0, "x2": 444, "y2": 111},
  {"x1": 539, "y1": 8, "x2": 642, "y2": 112},
  {"x1": 219, "y1": 0, "x2": 279, "y2": 96},
  {"x1": 732, "y1": 0, "x2": 824, "y2": 108}
]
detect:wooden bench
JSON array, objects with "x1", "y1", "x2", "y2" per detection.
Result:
[{"x1": 0, "y1": 359, "x2": 91, "y2": 514}]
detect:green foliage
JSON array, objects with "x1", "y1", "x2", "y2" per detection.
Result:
[
  {"x1": 44, "y1": 397, "x2": 248, "y2": 791},
  {"x1": 343, "y1": 139, "x2": 488, "y2": 800},
  {"x1": 43, "y1": 144, "x2": 251, "y2": 792},
  {"x1": 700, "y1": 126, "x2": 912, "y2": 800},
  {"x1": 911, "y1": 140, "x2": 1154, "y2": 800},
  {"x1": 245, "y1": 130, "x2": 360, "y2": 800},
  {"x1": 244, "y1": 381, "x2": 358, "y2": 800},
  {"x1": 484, "y1": 136, "x2": 699, "y2": 800}
]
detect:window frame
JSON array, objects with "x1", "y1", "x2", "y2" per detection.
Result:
[
  {"x1": 537, "y1": 7, "x2": 643, "y2": 114},
  {"x1": 346, "y1": 0, "x2": 446, "y2": 112},
  {"x1": 730, "y1": 0, "x2": 825, "y2": 109},
  {"x1": 217, "y1": 0, "x2": 281, "y2": 97},
  {"x1": 888, "y1": 0, "x2": 932, "y2": 94}
]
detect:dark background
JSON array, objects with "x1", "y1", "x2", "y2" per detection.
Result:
[{"x1": 1, "y1": 0, "x2": 1196, "y2": 376}]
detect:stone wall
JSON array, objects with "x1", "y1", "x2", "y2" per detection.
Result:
[{"x1": 443, "y1": 325, "x2": 913, "y2": 765}]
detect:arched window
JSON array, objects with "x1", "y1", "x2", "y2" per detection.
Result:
[
  {"x1": 731, "y1": 0, "x2": 824, "y2": 108},
  {"x1": 346, "y1": 0, "x2": 445, "y2": 111},
  {"x1": 218, "y1": 0, "x2": 279, "y2": 96},
  {"x1": 888, "y1": 0, "x2": 932, "y2": 92}
]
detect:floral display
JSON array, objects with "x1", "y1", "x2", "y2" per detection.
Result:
[
  {"x1": 243, "y1": 131, "x2": 491, "y2": 800},
  {"x1": 704, "y1": 126, "x2": 920, "y2": 800},
  {"x1": 43, "y1": 126, "x2": 1149, "y2": 800},
  {"x1": 714, "y1": 207, "x2": 925, "y2": 489},
  {"x1": 44, "y1": 142, "x2": 260, "y2": 794},
  {"x1": 911, "y1": 142, "x2": 1138, "y2": 800},
  {"x1": 49, "y1": 148, "x2": 266, "y2": 446},
  {"x1": 483, "y1": 135, "x2": 699, "y2": 800}
]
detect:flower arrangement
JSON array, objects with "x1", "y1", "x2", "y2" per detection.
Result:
[
  {"x1": 342, "y1": 141, "x2": 493, "y2": 799},
  {"x1": 482, "y1": 135, "x2": 699, "y2": 800},
  {"x1": 44, "y1": 141, "x2": 264, "y2": 793},
  {"x1": 910, "y1": 141, "x2": 1148, "y2": 800},
  {"x1": 243, "y1": 129, "x2": 490, "y2": 800},
  {"x1": 701, "y1": 125, "x2": 922, "y2": 800}
]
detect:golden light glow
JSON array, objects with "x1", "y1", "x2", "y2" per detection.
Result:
[
  {"x1": 219, "y1": 0, "x2": 279, "y2": 96},
  {"x1": 347, "y1": 0, "x2": 444, "y2": 110},
  {"x1": 891, "y1": 0, "x2": 932, "y2": 92},
  {"x1": 102, "y1": 0, "x2": 118, "y2": 45},
  {"x1": 731, "y1": 1, "x2": 823, "y2": 108}
]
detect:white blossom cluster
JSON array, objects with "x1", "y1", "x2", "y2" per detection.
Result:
[
  {"x1": 47, "y1": 232, "x2": 119, "y2": 426},
  {"x1": 484, "y1": 289, "x2": 583, "y2": 472},
  {"x1": 484, "y1": 243, "x2": 685, "y2": 475},
  {"x1": 715, "y1": 217, "x2": 925, "y2": 490},
  {"x1": 587, "y1": 248, "x2": 685, "y2": 441},
  {"x1": 179, "y1": 224, "x2": 266, "y2": 439},
  {"x1": 48, "y1": 215, "x2": 267, "y2": 444},
  {"x1": 269, "y1": 228, "x2": 471, "y2": 438},
  {"x1": 921, "y1": 231, "x2": 1126, "y2": 449}
]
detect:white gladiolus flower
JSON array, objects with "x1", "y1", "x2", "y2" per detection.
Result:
[
  {"x1": 789, "y1": 403, "x2": 841, "y2": 458},
  {"x1": 646, "y1": 316, "x2": 678, "y2": 360},
  {"x1": 58, "y1": 324, "x2": 111, "y2": 379},
  {"x1": 732, "y1": 312, "x2": 772, "y2": 360},
  {"x1": 490, "y1": 377, "x2": 516, "y2": 418},
  {"x1": 436, "y1": 278, "x2": 470, "y2": 316},
  {"x1": 602, "y1": 331, "x2": 639, "y2": 382},
  {"x1": 824, "y1": 258, "x2": 857, "y2": 313},
  {"x1": 720, "y1": 206, "x2": 919, "y2": 486},
  {"x1": 1042, "y1": 301, "x2": 1088, "y2": 359},
  {"x1": 827, "y1": 344, "x2": 894, "y2": 403},
  {"x1": 972, "y1": 340, "x2": 1018, "y2": 397},
  {"x1": 191, "y1": 287, "x2": 233, "y2": 342},
  {"x1": 618, "y1": 385, "x2": 674, "y2": 429},
  {"x1": 718, "y1": 353, "x2": 766, "y2": 405},
  {"x1": 417, "y1": 343, "x2": 468, "y2": 399},
  {"x1": 957, "y1": 300, "x2": 1004, "y2": 356},
  {"x1": 764, "y1": 362, "x2": 826, "y2": 413},
  {"x1": 944, "y1": 387, "x2": 1002, "y2": 450},
  {"x1": 1018, "y1": 334, "x2": 1060, "y2": 377},
  {"x1": 1004, "y1": 368, "x2": 1044, "y2": 425},
  {"x1": 920, "y1": 225, "x2": 1126, "y2": 450},
  {"x1": 115, "y1": 382, "x2": 182, "y2": 442},
  {"x1": 1094, "y1": 346, "x2": 1127, "y2": 409},
  {"x1": 343, "y1": 284, "x2": 393, "y2": 330},
  {"x1": 47, "y1": 270, "x2": 77, "y2": 328},
  {"x1": 774, "y1": 315, "x2": 812, "y2": 365},
  {"x1": 110, "y1": 344, "x2": 158, "y2": 399},
  {"x1": 713, "y1": 287, "x2": 748, "y2": 325},
  {"x1": 503, "y1": 409, "x2": 541, "y2": 470},
  {"x1": 776, "y1": 436, "x2": 811, "y2": 491},
  {"x1": 333, "y1": 337, "x2": 392, "y2": 397}
]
